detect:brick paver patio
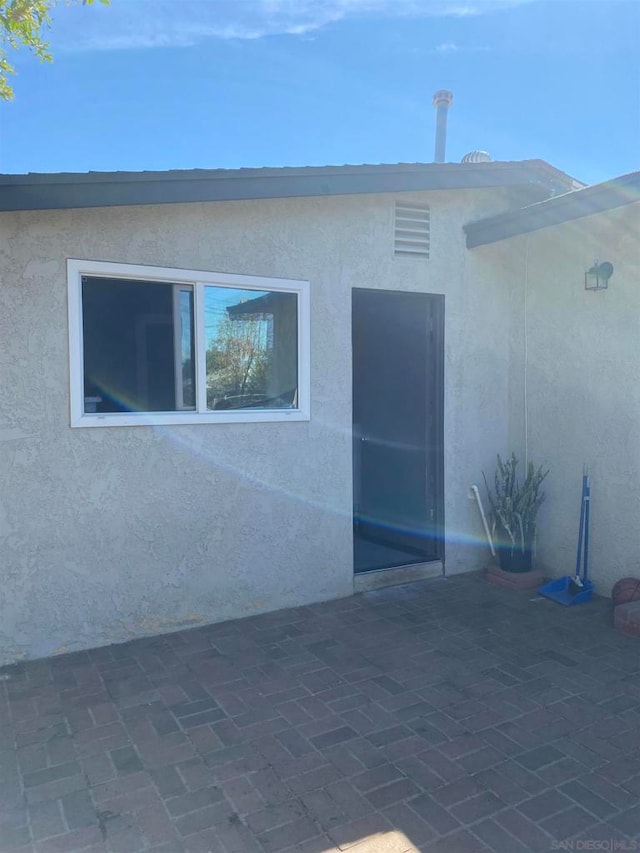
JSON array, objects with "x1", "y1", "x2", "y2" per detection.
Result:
[{"x1": 2, "y1": 572, "x2": 640, "y2": 853}]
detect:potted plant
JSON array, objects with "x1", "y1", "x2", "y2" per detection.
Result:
[{"x1": 483, "y1": 453, "x2": 548, "y2": 573}]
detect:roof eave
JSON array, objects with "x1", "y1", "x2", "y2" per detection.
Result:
[
  {"x1": 464, "y1": 171, "x2": 640, "y2": 248},
  {"x1": 0, "y1": 160, "x2": 579, "y2": 213}
]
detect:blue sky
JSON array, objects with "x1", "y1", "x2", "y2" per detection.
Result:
[{"x1": 0, "y1": 0, "x2": 638, "y2": 184}]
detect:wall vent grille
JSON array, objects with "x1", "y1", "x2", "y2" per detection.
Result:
[{"x1": 394, "y1": 203, "x2": 430, "y2": 258}]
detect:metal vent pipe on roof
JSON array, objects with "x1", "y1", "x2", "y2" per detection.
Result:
[{"x1": 433, "y1": 90, "x2": 453, "y2": 163}]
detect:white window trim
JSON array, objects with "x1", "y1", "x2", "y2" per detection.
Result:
[{"x1": 67, "y1": 259, "x2": 311, "y2": 427}]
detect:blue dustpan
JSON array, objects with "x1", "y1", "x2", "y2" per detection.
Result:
[
  {"x1": 539, "y1": 469, "x2": 593, "y2": 606},
  {"x1": 539, "y1": 576, "x2": 594, "y2": 606}
]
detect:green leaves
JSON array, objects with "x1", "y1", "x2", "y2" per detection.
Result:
[
  {"x1": 483, "y1": 453, "x2": 549, "y2": 554},
  {"x1": 0, "y1": 0, "x2": 108, "y2": 100}
]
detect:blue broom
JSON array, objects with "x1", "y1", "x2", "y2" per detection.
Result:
[{"x1": 539, "y1": 469, "x2": 594, "y2": 606}]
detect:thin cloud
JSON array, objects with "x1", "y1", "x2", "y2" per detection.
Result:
[
  {"x1": 50, "y1": 0, "x2": 534, "y2": 52},
  {"x1": 428, "y1": 41, "x2": 490, "y2": 54}
]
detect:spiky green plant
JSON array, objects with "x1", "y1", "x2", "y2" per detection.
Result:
[{"x1": 483, "y1": 453, "x2": 548, "y2": 554}]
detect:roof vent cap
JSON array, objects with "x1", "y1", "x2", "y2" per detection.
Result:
[{"x1": 461, "y1": 150, "x2": 492, "y2": 163}]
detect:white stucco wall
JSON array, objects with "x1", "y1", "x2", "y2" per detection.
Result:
[
  {"x1": 0, "y1": 187, "x2": 515, "y2": 664},
  {"x1": 490, "y1": 204, "x2": 640, "y2": 595}
]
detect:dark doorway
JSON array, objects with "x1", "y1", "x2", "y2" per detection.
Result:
[{"x1": 352, "y1": 289, "x2": 444, "y2": 574}]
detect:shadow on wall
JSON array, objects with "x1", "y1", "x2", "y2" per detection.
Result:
[{"x1": 527, "y1": 363, "x2": 640, "y2": 595}]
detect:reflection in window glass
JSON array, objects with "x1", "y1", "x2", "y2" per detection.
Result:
[
  {"x1": 176, "y1": 288, "x2": 195, "y2": 409},
  {"x1": 204, "y1": 286, "x2": 298, "y2": 410},
  {"x1": 81, "y1": 277, "x2": 196, "y2": 414}
]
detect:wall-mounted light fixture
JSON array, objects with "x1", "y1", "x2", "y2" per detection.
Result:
[{"x1": 585, "y1": 260, "x2": 614, "y2": 291}]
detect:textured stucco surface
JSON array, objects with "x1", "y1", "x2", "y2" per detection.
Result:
[
  {"x1": 1, "y1": 188, "x2": 517, "y2": 664},
  {"x1": 496, "y1": 204, "x2": 640, "y2": 595}
]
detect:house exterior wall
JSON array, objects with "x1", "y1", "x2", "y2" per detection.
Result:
[
  {"x1": 491, "y1": 204, "x2": 640, "y2": 594},
  {"x1": 1, "y1": 187, "x2": 513, "y2": 664}
]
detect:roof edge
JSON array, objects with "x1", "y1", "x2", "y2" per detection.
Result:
[
  {"x1": 464, "y1": 171, "x2": 640, "y2": 248},
  {"x1": 0, "y1": 159, "x2": 580, "y2": 213}
]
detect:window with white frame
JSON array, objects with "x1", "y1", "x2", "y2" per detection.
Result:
[{"x1": 67, "y1": 260, "x2": 310, "y2": 426}]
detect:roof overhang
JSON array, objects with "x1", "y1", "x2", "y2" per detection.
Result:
[
  {"x1": 464, "y1": 171, "x2": 640, "y2": 248},
  {"x1": 0, "y1": 160, "x2": 581, "y2": 213},
  {"x1": 227, "y1": 292, "x2": 285, "y2": 317}
]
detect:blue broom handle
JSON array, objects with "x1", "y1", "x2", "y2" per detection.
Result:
[
  {"x1": 583, "y1": 479, "x2": 590, "y2": 583},
  {"x1": 575, "y1": 474, "x2": 587, "y2": 578}
]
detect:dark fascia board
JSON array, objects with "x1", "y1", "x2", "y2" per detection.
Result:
[
  {"x1": 0, "y1": 160, "x2": 581, "y2": 212},
  {"x1": 465, "y1": 171, "x2": 640, "y2": 248}
]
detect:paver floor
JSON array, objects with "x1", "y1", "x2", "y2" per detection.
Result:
[{"x1": 2, "y1": 572, "x2": 640, "y2": 853}]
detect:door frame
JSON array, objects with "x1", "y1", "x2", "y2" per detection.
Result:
[
  {"x1": 351, "y1": 287, "x2": 445, "y2": 570},
  {"x1": 430, "y1": 293, "x2": 445, "y2": 563}
]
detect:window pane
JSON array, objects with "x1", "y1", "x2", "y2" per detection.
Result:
[
  {"x1": 204, "y1": 286, "x2": 298, "y2": 410},
  {"x1": 175, "y1": 287, "x2": 196, "y2": 410},
  {"x1": 82, "y1": 276, "x2": 195, "y2": 413}
]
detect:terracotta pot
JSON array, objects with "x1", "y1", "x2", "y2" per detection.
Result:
[{"x1": 486, "y1": 561, "x2": 547, "y2": 590}]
